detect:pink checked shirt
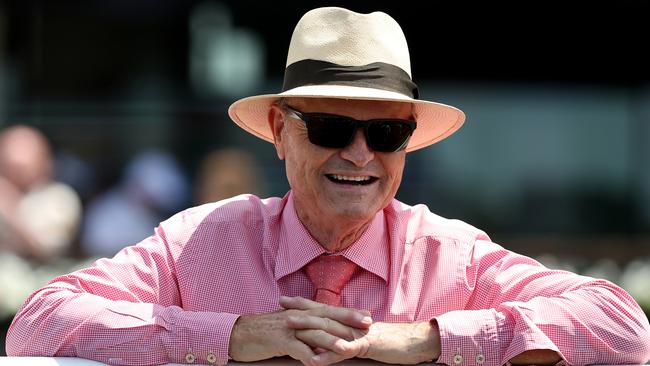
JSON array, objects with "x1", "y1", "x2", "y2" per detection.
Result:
[{"x1": 7, "y1": 192, "x2": 650, "y2": 365}]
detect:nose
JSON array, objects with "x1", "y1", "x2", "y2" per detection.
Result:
[{"x1": 340, "y1": 128, "x2": 375, "y2": 167}]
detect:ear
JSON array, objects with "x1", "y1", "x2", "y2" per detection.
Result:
[{"x1": 268, "y1": 104, "x2": 286, "y2": 160}]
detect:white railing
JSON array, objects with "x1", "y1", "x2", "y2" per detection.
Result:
[
  {"x1": 0, "y1": 357, "x2": 439, "y2": 366},
  {"x1": 0, "y1": 357, "x2": 648, "y2": 366}
]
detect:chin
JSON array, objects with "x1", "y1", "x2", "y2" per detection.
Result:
[{"x1": 331, "y1": 205, "x2": 379, "y2": 222}]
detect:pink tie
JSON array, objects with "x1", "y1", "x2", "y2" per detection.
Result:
[{"x1": 304, "y1": 255, "x2": 358, "y2": 306}]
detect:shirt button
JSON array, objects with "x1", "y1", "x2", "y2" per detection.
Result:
[
  {"x1": 453, "y1": 354, "x2": 463, "y2": 364},
  {"x1": 206, "y1": 353, "x2": 217, "y2": 364},
  {"x1": 476, "y1": 354, "x2": 486, "y2": 364},
  {"x1": 185, "y1": 352, "x2": 196, "y2": 363}
]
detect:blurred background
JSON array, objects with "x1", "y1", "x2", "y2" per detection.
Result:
[{"x1": 1, "y1": 0, "x2": 649, "y2": 354}]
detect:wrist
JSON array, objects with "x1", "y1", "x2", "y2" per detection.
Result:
[
  {"x1": 421, "y1": 319, "x2": 441, "y2": 362},
  {"x1": 229, "y1": 314, "x2": 274, "y2": 361},
  {"x1": 360, "y1": 321, "x2": 441, "y2": 364},
  {"x1": 228, "y1": 316, "x2": 246, "y2": 360}
]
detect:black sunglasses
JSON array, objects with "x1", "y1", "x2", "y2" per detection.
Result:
[{"x1": 283, "y1": 106, "x2": 417, "y2": 152}]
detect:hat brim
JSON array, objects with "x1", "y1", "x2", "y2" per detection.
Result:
[{"x1": 228, "y1": 85, "x2": 465, "y2": 152}]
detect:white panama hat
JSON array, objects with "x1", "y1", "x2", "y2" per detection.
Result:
[{"x1": 228, "y1": 7, "x2": 465, "y2": 152}]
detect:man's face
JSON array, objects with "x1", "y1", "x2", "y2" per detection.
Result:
[{"x1": 270, "y1": 97, "x2": 410, "y2": 225}]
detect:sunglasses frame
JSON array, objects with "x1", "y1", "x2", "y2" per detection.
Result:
[{"x1": 283, "y1": 106, "x2": 417, "y2": 152}]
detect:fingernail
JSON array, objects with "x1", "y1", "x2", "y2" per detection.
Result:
[
  {"x1": 356, "y1": 312, "x2": 372, "y2": 324},
  {"x1": 312, "y1": 355, "x2": 321, "y2": 364}
]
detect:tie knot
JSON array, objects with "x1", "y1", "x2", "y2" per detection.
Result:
[{"x1": 304, "y1": 255, "x2": 358, "y2": 306}]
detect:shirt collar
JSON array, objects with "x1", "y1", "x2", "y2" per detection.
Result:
[{"x1": 275, "y1": 191, "x2": 390, "y2": 283}]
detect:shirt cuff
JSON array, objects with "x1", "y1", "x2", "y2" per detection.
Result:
[
  {"x1": 435, "y1": 309, "x2": 506, "y2": 366},
  {"x1": 158, "y1": 306, "x2": 240, "y2": 365}
]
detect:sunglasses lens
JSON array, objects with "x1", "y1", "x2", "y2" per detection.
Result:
[
  {"x1": 306, "y1": 115, "x2": 356, "y2": 148},
  {"x1": 367, "y1": 121, "x2": 414, "y2": 152},
  {"x1": 291, "y1": 107, "x2": 415, "y2": 152}
]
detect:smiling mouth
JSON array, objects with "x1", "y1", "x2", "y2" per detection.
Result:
[{"x1": 326, "y1": 174, "x2": 378, "y2": 186}]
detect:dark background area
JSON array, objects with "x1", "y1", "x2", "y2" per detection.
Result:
[
  {"x1": 1, "y1": 0, "x2": 649, "y2": 266},
  {"x1": 0, "y1": 0, "x2": 648, "y2": 256},
  {"x1": 2, "y1": 0, "x2": 647, "y2": 196},
  {"x1": 3, "y1": 0, "x2": 650, "y2": 91}
]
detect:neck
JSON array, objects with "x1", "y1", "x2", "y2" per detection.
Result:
[{"x1": 296, "y1": 209, "x2": 373, "y2": 252}]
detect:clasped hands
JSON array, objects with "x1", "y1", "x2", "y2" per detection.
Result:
[{"x1": 229, "y1": 296, "x2": 440, "y2": 366}]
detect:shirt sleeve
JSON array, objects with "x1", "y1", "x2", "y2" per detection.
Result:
[
  {"x1": 5, "y1": 222, "x2": 240, "y2": 366},
  {"x1": 434, "y1": 239, "x2": 650, "y2": 366}
]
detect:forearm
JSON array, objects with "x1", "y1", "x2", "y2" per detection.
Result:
[
  {"x1": 7, "y1": 287, "x2": 239, "y2": 365},
  {"x1": 435, "y1": 282, "x2": 650, "y2": 366},
  {"x1": 447, "y1": 240, "x2": 650, "y2": 365}
]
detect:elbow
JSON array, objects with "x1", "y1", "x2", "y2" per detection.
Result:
[
  {"x1": 620, "y1": 333, "x2": 650, "y2": 364},
  {"x1": 6, "y1": 315, "x2": 36, "y2": 356},
  {"x1": 611, "y1": 314, "x2": 650, "y2": 363},
  {"x1": 5, "y1": 312, "x2": 58, "y2": 357},
  {"x1": 597, "y1": 281, "x2": 650, "y2": 362},
  {"x1": 633, "y1": 327, "x2": 650, "y2": 363},
  {"x1": 621, "y1": 305, "x2": 650, "y2": 361},
  {"x1": 583, "y1": 283, "x2": 650, "y2": 363},
  {"x1": 5, "y1": 293, "x2": 63, "y2": 357}
]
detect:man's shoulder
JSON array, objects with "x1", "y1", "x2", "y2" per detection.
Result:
[
  {"x1": 388, "y1": 200, "x2": 490, "y2": 245},
  {"x1": 164, "y1": 194, "x2": 286, "y2": 230}
]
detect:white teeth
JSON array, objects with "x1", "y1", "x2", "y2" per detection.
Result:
[{"x1": 331, "y1": 174, "x2": 371, "y2": 182}]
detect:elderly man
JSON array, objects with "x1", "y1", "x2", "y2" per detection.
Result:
[{"x1": 6, "y1": 7, "x2": 650, "y2": 366}]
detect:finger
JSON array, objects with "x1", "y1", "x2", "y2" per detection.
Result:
[
  {"x1": 294, "y1": 329, "x2": 356, "y2": 357},
  {"x1": 310, "y1": 335, "x2": 372, "y2": 366},
  {"x1": 281, "y1": 296, "x2": 372, "y2": 329},
  {"x1": 283, "y1": 339, "x2": 317, "y2": 366},
  {"x1": 311, "y1": 350, "x2": 349, "y2": 366},
  {"x1": 280, "y1": 296, "x2": 323, "y2": 310},
  {"x1": 287, "y1": 315, "x2": 361, "y2": 341},
  {"x1": 311, "y1": 304, "x2": 373, "y2": 329}
]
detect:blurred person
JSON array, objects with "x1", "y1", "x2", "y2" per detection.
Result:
[
  {"x1": 80, "y1": 149, "x2": 189, "y2": 257},
  {"x1": 0, "y1": 125, "x2": 81, "y2": 261},
  {"x1": 6, "y1": 7, "x2": 650, "y2": 366},
  {"x1": 54, "y1": 150, "x2": 97, "y2": 204},
  {"x1": 195, "y1": 147, "x2": 264, "y2": 204}
]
